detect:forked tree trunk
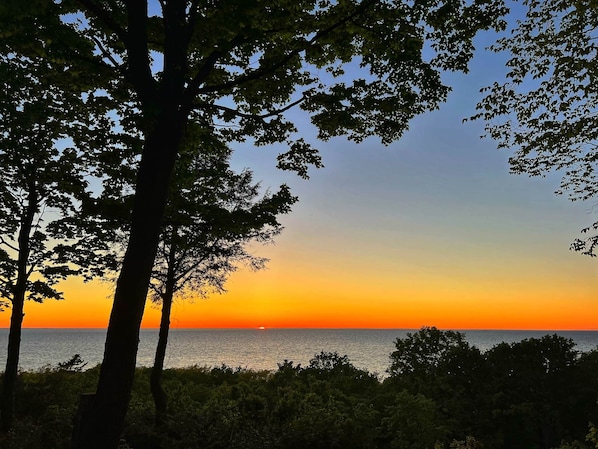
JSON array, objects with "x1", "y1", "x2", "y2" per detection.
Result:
[
  {"x1": 72, "y1": 121, "x2": 182, "y2": 449},
  {"x1": 0, "y1": 186, "x2": 37, "y2": 432}
]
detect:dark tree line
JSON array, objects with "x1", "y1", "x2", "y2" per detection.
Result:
[{"x1": 3, "y1": 328, "x2": 598, "y2": 449}]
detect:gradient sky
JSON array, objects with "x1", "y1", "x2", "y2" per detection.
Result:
[{"x1": 2, "y1": 3, "x2": 597, "y2": 330}]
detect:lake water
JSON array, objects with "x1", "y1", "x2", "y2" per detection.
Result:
[{"x1": 1, "y1": 328, "x2": 597, "y2": 375}]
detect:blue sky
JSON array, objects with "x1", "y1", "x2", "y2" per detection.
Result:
[{"x1": 212, "y1": 1, "x2": 598, "y2": 329}]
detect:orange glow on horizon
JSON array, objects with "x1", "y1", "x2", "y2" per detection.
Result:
[
  {"x1": 1, "y1": 261, "x2": 595, "y2": 331},
  {"x1": 4, "y1": 33, "x2": 598, "y2": 335}
]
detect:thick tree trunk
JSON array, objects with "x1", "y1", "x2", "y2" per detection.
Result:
[
  {"x1": 0, "y1": 186, "x2": 37, "y2": 433},
  {"x1": 71, "y1": 3, "x2": 191, "y2": 446},
  {"x1": 150, "y1": 290, "x2": 173, "y2": 427},
  {"x1": 0, "y1": 290, "x2": 25, "y2": 432},
  {"x1": 72, "y1": 121, "x2": 182, "y2": 449}
]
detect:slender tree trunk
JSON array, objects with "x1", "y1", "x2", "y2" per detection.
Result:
[
  {"x1": 150, "y1": 229, "x2": 178, "y2": 427},
  {"x1": 150, "y1": 289, "x2": 173, "y2": 427},
  {"x1": 73, "y1": 121, "x2": 183, "y2": 449},
  {"x1": 1, "y1": 185, "x2": 37, "y2": 432}
]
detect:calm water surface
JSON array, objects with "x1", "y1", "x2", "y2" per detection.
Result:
[{"x1": 1, "y1": 328, "x2": 597, "y2": 374}]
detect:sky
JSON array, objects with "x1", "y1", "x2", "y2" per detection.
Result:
[{"x1": 2, "y1": 3, "x2": 597, "y2": 330}]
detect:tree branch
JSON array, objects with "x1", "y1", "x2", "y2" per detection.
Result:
[
  {"x1": 173, "y1": 253, "x2": 209, "y2": 287},
  {"x1": 186, "y1": 0, "x2": 202, "y2": 39},
  {"x1": 195, "y1": 0, "x2": 376, "y2": 96},
  {"x1": 194, "y1": 95, "x2": 306, "y2": 120},
  {"x1": 76, "y1": 0, "x2": 128, "y2": 44},
  {"x1": 147, "y1": 280, "x2": 164, "y2": 302},
  {"x1": 89, "y1": 35, "x2": 126, "y2": 75},
  {"x1": 122, "y1": 0, "x2": 158, "y2": 105},
  {"x1": 0, "y1": 237, "x2": 18, "y2": 253}
]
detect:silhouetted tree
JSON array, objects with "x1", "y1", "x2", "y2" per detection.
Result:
[
  {"x1": 469, "y1": 0, "x2": 598, "y2": 254},
  {"x1": 0, "y1": 4, "x2": 112, "y2": 432},
  {"x1": 149, "y1": 132, "x2": 296, "y2": 426},
  {"x1": 386, "y1": 327, "x2": 488, "y2": 441},
  {"x1": 8, "y1": 1, "x2": 508, "y2": 446},
  {"x1": 485, "y1": 335, "x2": 583, "y2": 449}
]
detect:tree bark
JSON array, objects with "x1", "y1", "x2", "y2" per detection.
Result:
[
  {"x1": 1, "y1": 185, "x2": 37, "y2": 432},
  {"x1": 72, "y1": 119, "x2": 183, "y2": 449}
]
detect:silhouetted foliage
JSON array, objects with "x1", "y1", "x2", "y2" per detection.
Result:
[
  {"x1": 148, "y1": 135, "x2": 296, "y2": 426},
  {"x1": 483, "y1": 336, "x2": 587, "y2": 449},
  {"x1": 468, "y1": 0, "x2": 598, "y2": 254},
  {"x1": 386, "y1": 328, "x2": 598, "y2": 449},
  {"x1": 57, "y1": 355, "x2": 88, "y2": 373},
  {"x1": 2, "y1": 329, "x2": 598, "y2": 449},
  {"x1": 0, "y1": 4, "x2": 115, "y2": 432}
]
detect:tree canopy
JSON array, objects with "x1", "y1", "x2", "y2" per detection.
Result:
[
  {"x1": 148, "y1": 132, "x2": 296, "y2": 425},
  {"x1": 470, "y1": 0, "x2": 598, "y2": 253},
  {"x1": 0, "y1": 3, "x2": 117, "y2": 431},
  {"x1": 62, "y1": 0, "x2": 510, "y2": 156}
]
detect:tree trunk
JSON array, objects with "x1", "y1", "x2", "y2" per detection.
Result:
[
  {"x1": 150, "y1": 289, "x2": 173, "y2": 427},
  {"x1": 71, "y1": 3, "x2": 191, "y2": 446},
  {"x1": 72, "y1": 121, "x2": 182, "y2": 449},
  {"x1": 151, "y1": 227, "x2": 178, "y2": 427},
  {"x1": 0, "y1": 290, "x2": 26, "y2": 433},
  {"x1": 0, "y1": 185, "x2": 37, "y2": 433}
]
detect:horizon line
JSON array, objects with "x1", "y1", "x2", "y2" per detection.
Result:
[{"x1": 3, "y1": 326, "x2": 598, "y2": 332}]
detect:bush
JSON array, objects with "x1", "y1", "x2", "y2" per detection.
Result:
[{"x1": 2, "y1": 331, "x2": 598, "y2": 449}]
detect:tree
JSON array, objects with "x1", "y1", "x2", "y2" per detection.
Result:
[
  {"x1": 0, "y1": 5, "x2": 111, "y2": 432},
  {"x1": 388, "y1": 326, "x2": 473, "y2": 378},
  {"x1": 485, "y1": 335, "x2": 582, "y2": 449},
  {"x1": 381, "y1": 390, "x2": 444, "y2": 449},
  {"x1": 386, "y1": 327, "x2": 487, "y2": 440},
  {"x1": 469, "y1": 0, "x2": 598, "y2": 253},
  {"x1": 149, "y1": 133, "x2": 296, "y2": 426},
  {"x1": 44, "y1": 1, "x2": 509, "y2": 447}
]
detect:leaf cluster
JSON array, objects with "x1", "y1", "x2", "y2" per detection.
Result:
[
  {"x1": 149, "y1": 133, "x2": 297, "y2": 303},
  {"x1": 471, "y1": 0, "x2": 598, "y2": 196}
]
